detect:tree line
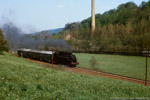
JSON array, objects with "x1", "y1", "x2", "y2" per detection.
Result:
[{"x1": 55, "y1": 1, "x2": 150, "y2": 55}]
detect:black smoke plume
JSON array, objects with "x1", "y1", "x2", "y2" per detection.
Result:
[{"x1": 0, "y1": 21, "x2": 72, "y2": 53}]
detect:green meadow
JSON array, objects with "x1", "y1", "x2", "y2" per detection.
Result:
[
  {"x1": 0, "y1": 52, "x2": 150, "y2": 99},
  {"x1": 75, "y1": 53, "x2": 150, "y2": 80}
]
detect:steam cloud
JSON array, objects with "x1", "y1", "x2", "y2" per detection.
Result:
[{"x1": 0, "y1": 17, "x2": 72, "y2": 53}]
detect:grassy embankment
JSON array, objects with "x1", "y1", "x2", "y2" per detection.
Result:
[
  {"x1": 75, "y1": 53, "x2": 150, "y2": 80},
  {"x1": 0, "y1": 52, "x2": 150, "y2": 99}
]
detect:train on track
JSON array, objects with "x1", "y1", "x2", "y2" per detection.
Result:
[{"x1": 18, "y1": 48, "x2": 79, "y2": 67}]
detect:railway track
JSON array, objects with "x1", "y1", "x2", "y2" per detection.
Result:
[{"x1": 66, "y1": 67, "x2": 150, "y2": 86}]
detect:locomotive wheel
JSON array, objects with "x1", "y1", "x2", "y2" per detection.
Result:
[{"x1": 70, "y1": 65, "x2": 76, "y2": 67}]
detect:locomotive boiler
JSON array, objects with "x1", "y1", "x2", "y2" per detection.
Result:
[{"x1": 18, "y1": 48, "x2": 78, "y2": 67}]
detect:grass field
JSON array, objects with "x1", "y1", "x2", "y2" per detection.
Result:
[
  {"x1": 0, "y1": 52, "x2": 150, "y2": 99},
  {"x1": 75, "y1": 53, "x2": 150, "y2": 80}
]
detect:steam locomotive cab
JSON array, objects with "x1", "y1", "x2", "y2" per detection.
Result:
[{"x1": 53, "y1": 52, "x2": 78, "y2": 67}]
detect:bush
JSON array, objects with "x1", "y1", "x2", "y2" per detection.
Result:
[{"x1": 89, "y1": 56, "x2": 98, "y2": 68}]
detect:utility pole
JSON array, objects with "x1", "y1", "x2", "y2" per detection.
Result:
[
  {"x1": 91, "y1": 0, "x2": 95, "y2": 35},
  {"x1": 51, "y1": 47, "x2": 54, "y2": 67},
  {"x1": 145, "y1": 48, "x2": 148, "y2": 86},
  {"x1": 143, "y1": 47, "x2": 149, "y2": 86}
]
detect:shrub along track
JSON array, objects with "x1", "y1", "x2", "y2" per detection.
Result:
[{"x1": 12, "y1": 53, "x2": 150, "y2": 86}]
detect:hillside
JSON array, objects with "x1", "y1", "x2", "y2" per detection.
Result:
[
  {"x1": 32, "y1": 28, "x2": 64, "y2": 36},
  {"x1": 0, "y1": 52, "x2": 150, "y2": 99},
  {"x1": 54, "y1": 1, "x2": 150, "y2": 54}
]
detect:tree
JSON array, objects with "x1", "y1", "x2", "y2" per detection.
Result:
[
  {"x1": 0, "y1": 29, "x2": 8, "y2": 54},
  {"x1": 55, "y1": 1, "x2": 150, "y2": 55}
]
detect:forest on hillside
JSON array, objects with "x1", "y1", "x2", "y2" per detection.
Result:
[{"x1": 56, "y1": 1, "x2": 150, "y2": 55}]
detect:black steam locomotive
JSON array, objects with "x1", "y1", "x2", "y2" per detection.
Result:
[{"x1": 18, "y1": 49, "x2": 78, "y2": 67}]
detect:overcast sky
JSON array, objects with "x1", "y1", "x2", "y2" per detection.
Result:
[{"x1": 0, "y1": 0, "x2": 149, "y2": 33}]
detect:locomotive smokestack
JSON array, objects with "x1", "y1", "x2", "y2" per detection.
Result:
[{"x1": 91, "y1": 0, "x2": 95, "y2": 35}]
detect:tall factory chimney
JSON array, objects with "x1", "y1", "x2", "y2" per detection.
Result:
[{"x1": 91, "y1": 0, "x2": 95, "y2": 35}]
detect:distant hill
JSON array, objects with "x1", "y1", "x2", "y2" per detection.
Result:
[{"x1": 32, "y1": 28, "x2": 64, "y2": 36}]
